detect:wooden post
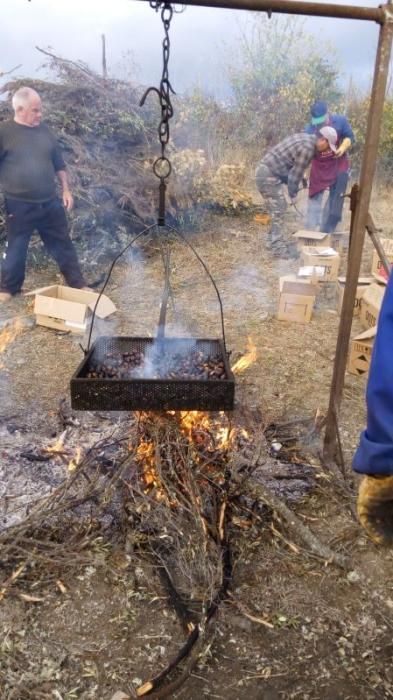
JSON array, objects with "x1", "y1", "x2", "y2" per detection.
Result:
[
  {"x1": 323, "y1": 3, "x2": 393, "y2": 462},
  {"x1": 101, "y1": 34, "x2": 107, "y2": 80}
]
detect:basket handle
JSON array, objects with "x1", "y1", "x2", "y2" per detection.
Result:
[
  {"x1": 84, "y1": 224, "x2": 156, "y2": 354},
  {"x1": 83, "y1": 223, "x2": 229, "y2": 358},
  {"x1": 166, "y1": 225, "x2": 228, "y2": 356}
]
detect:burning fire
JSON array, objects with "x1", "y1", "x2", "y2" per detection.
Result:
[
  {"x1": 177, "y1": 411, "x2": 232, "y2": 449},
  {"x1": 0, "y1": 318, "x2": 25, "y2": 368},
  {"x1": 231, "y1": 336, "x2": 257, "y2": 374},
  {"x1": 67, "y1": 446, "x2": 83, "y2": 472},
  {"x1": 134, "y1": 406, "x2": 252, "y2": 505},
  {"x1": 137, "y1": 441, "x2": 157, "y2": 488},
  {"x1": 45, "y1": 431, "x2": 84, "y2": 472},
  {"x1": 45, "y1": 430, "x2": 67, "y2": 456}
]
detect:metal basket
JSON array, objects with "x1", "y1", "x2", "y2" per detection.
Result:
[{"x1": 71, "y1": 336, "x2": 235, "y2": 412}]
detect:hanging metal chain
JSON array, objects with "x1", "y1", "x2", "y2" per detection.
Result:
[{"x1": 140, "y1": 2, "x2": 176, "y2": 226}]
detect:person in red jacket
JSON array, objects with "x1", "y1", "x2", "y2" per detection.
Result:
[{"x1": 305, "y1": 100, "x2": 355, "y2": 233}]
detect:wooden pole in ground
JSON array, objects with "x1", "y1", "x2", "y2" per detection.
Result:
[
  {"x1": 101, "y1": 34, "x2": 107, "y2": 80},
  {"x1": 323, "y1": 2, "x2": 393, "y2": 462}
]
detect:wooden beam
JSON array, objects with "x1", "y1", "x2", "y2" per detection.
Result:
[{"x1": 323, "y1": 4, "x2": 393, "y2": 461}]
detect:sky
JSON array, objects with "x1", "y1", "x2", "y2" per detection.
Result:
[{"x1": 0, "y1": 0, "x2": 385, "y2": 98}]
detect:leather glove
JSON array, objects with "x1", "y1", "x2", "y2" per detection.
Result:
[
  {"x1": 335, "y1": 137, "x2": 352, "y2": 158},
  {"x1": 357, "y1": 475, "x2": 393, "y2": 544}
]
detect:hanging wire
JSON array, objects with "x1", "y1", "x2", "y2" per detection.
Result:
[
  {"x1": 84, "y1": 224, "x2": 228, "y2": 356},
  {"x1": 83, "y1": 224, "x2": 156, "y2": 353}
]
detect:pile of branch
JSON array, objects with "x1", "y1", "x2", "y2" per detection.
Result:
[{"x1": 0, "y1": 409, "x2": 346, "y2": 698}]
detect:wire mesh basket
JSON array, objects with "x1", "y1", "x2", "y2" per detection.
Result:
[{"x1": 71, "y1": 336, "x2": 235, "y2": 411}]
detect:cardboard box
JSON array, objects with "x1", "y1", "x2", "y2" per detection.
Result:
[
  {"x1": 293, "y1": 230, "x2": 331, "y2": 250},
  {"x1": 371, "y1": 237, "x2": 393, "y2": 275},
  {"x1": 336, "y1": 276, "x2": 374, "y2": 317},
  {"x1": 300, "y1": 246, "x2": 340, "y2": 282},
  {"x1": 372, "y1": 267, "x2": 390, "y2": 285},
  {"x1": 297, "y1": 266, "x2": 326, "y2": 283},
  {"x1": 348, "y1": 327, "x2": 377, "y2": 376},
  {"x1": 26, "y1": 285, "x2": 116, "y2": 333},
  {"x1": 359, "y1": 282, "x2": 385, "y2": 330},
  {"x1": 330, "y1": 231, "x2": 348, "y2": 254},
  {"x1": 277, "y1": 275, "x2": 318, "y2": 323}
]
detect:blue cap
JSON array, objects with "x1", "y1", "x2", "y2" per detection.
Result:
[{"x1": 311, "y1": 100, "x2": 328, "y2": 126}]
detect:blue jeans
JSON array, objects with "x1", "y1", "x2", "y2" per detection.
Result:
[
  {"x1": 306, "y1": 172, "x2": 349, "y2": 233},
  {"x1": 306, "y1": 191, "x2": 325, "y2": 230}
]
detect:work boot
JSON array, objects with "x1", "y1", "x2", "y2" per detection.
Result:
[{"x1": 0, "y1": 292, "x2": 11, "y2": 303}]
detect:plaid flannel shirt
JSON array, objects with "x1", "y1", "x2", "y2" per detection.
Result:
[{"x1": 259, "y1": 133, "x2": 316, "y2": 198}]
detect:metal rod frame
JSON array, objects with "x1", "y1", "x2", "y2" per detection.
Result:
[
  {"x1": 139, "y1": 0, "x2": 393, "y2": 461},
  {"x1": 324, "y1": 5, "x2": 393, "y2": 460},
  {"x1": 366, "y1": 213, "x2": 391, "y2": 277},
  {"x1": 147, "y1": 0, "x2": 384, "y2": 22}
]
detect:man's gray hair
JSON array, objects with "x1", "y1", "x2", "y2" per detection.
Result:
[{"x1": 12, "y1": 87, "x2": 40, "y2": 111}]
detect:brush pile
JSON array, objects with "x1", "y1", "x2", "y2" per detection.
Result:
[{"x1": 0, "y1": 405, "x2": 318, "y2": 698}]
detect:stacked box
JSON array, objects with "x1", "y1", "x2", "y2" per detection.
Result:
[
  {"x1": 371, "y1": 237, "x2": 393, "y2": 275},
  {"x1": 277, "y1": 275, "x2": 318, "y2": 324},
  {"x1": 292, "y1": 230, "x2": 331, "y2": 251},
  {"x1": 336, "y1": 276, "x2": 374, "y2": 317},
  {"x1": 348, "y1": 327, "x2": 377, "y2": 376},
  {"x1": 359, "y1": 283, "x2": 386, "y2": 330},
  {"x1": 300, "y1": 246, "x2": 340, "y2": 282}
]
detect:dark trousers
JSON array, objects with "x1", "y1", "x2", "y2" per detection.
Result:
[
  {"x1": 307, "y1": 171, "x2": 349, "y2": 233},
  {"x1": 1, "y1": 197, "x2": 85, "y2": 295}
]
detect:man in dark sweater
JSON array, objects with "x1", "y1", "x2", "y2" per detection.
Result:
[{"x1": 0, "y1": 86, "x2": 87, "y2": 303}]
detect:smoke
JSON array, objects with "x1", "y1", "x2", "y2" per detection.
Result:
[{"x1": 222, "y1": 263, "x2": 274, "y2": 315}]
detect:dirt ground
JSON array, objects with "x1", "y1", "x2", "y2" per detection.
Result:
[{"x1": 1, "y1": 189, "x2": 393, "y2": 700}]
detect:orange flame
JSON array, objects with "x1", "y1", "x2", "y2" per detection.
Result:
[
  {"x1": 215, "y1": 426, "x2": 232, "y2": 449},
  {"x1": 178, "y1": 411, "x2": 211, "y2": 435},
  {"x1": 231, "y1": 336, "x2": 257, "y2": 374},
  {"x1": 45, "y1": 430, "x2": 68, "y2": 455},
  {"x1": 136, "y1": 440, "x2": 167, "y2": 501},
  {"x1": 178, "y1": 411, "x2": 235, "y2": 451},
  {"x1": 68, "y1": 446, "x2": 83, "y2": 472}
]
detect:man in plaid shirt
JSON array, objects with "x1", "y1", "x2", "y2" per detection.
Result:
[{"x1": 255, "y1": 128, "x2": 337, "y2": 256}]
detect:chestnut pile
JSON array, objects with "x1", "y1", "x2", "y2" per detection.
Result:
[{"x1": 86, "y1": 348, "x2": 227, "y2": 381}]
